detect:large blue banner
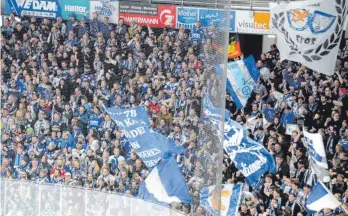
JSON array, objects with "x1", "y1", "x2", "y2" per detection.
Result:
[
  {"x1": 5, "y1": 0, "x2": 62, "y2": 18},
  {"x1": 104, "y1": 106, "x2": 184, "y2": 168},
  {"x1": 199, "y1": 9, "x2": 235, "y2": 32},
  {"x1": 176, "y1": 7, "x2": 199, "y2": 29}
]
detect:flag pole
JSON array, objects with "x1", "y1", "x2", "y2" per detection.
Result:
[{"x1": 340, "y1": 204, "x2": 348, "y2": 214}]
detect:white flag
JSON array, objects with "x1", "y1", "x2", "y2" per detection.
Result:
[
  {"x1": 245, "y1": 116, "x2": 258, "y2": 131},
  {"x1": 303, "y1": 130, "x2": 329, "y2": 169},
  {"x1": 270, "y1": 0, "x2": 348, "y2": 75}
]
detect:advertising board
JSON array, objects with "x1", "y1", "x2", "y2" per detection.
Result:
[
  {"x1": 234, "y1": 11, "x2": 274, "y2": 34},
  {"x1": 119, "y1": 3, "x2": 176, "y2": 27},
  {"x1": 5, "y1": 0, "x2": 61, "y2": 18},
  {"x1": 90, "y1": 0, "x2": 119, "y2": 24},
  {"x1": 61, "y1": 0, "x2": 89, "y2": 20}
]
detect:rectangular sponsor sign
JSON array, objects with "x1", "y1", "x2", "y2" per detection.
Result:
[
  {"x1": 176, "y1": 7, "x2": 198, "y2": 29},
  {"x1": 5, "y1": 0, "x2": 61, "y2": 18},
  {"x1": 176, "y1": 7, "x2": 235, "y2": 32},
  {"x1": 119, "y1": 3, "x2": 176, "y2": 28},
  {"x1": 61, "y1": 0, "x2": 89, "y2": 20},
  {"x1": 90, "y1": 0, "x2": 119, "y2": 24},
  {"x1": 199, "y1": 9, "x2": 235, "y2": 32},
  {"x1": 235, "y1": 10, "x2": 274, "y2": 34}
]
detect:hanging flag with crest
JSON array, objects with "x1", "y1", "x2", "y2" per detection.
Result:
[{"x1": 270, "y1": 0, "x2": 348, "y2": 75}]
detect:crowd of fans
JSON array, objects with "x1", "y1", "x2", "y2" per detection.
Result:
[{"x1": 0, "y1": 11, "x2": 348, "y2": 216}]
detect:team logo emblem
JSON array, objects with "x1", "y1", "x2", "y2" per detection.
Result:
[
  {"x1": 287, "y1": 9, "x2": 336, "y2": 34},
  {"x1": 287, "y1": 9, "x2": 310, "y2": 31}
]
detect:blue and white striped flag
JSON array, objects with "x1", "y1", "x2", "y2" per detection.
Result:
[
  {"x1": 303, "y1": 130, "x2": 328, "y2": 169},
  {"x1": 200, "y1": 184, "x2": 242, "y2": 216},
  {"x1": 226, "y1": 56, "x2": 260, "y2": 108},
  {"x1": 306, "y1": 182, "x2": 341, "y2": 212},
  {"x1": 138, "y1": 157, "x2": 192, "y2": 205}
]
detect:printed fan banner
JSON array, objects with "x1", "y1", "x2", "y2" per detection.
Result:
[{"x1": 270, "y1": 0, "x2": 348, "y2": 75}]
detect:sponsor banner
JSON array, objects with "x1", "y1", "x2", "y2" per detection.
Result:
[
  {"x1": 61, "y1": 0, "x2": 89, "y2": 20},
  {"x1": 5, "y1": 0, "x2": 61, "y2": 18},
  {"x1": 176, "y1": 7, "x2": 235, "y2": 31},
  {"x1": 235, "y1": 11, "x2": 273, "y2": 34},
  {"x1": 90, "y1": 0, "x2": 119, "y2": 24},
  {"x1": 199, "y1": 9, "x2": 235, "y2": 32},
  {"x1": 176, "y1": 7, "x2": 198, "y2": 29},
  {"x1": 119, "y1": 3, "x2": 176, "y2": 28}
]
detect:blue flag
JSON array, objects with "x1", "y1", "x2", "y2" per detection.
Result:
[
  {"x1": 226, "y1": 56, "x2": 260, "y2": 108},
  {"x1": 200, "y1": 184, "x2": 242, "y2": 216},
  {"x1": 339, "y1": 139, "x2": 348, "y2": 151},
  {"x1": 138, "y1": 157, "x2": 192, "y2": 205},
  {"x1": 263, "y1": 108, "x2": 276, "y2": 123},
  {"x1": 224, "y1": 119, "x2": 276, "y2": 185},
  {"x1": 280, "y1": 111, "x2": 295, "y2": 126},
  {"x1": 104, "y1": 106, "x2": 184, "y2": 168},
  {"x1": 202, "y1": 92, "x2": 231, "y2": 141}
]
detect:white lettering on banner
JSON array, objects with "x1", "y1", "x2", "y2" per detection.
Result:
[
  {"x1": 122, "y1": 16, "x2": 159, "y2": 25},
  {"x1": 124, "y1": 118, "x2": 136, "y2": 127},
  {"x1": 144, "y1": 158, "x2": 162, "y2": 167},
  {"x1": 178, "y1": 10, "x2": 197, "y2": 17},
  {"x1": 124, "y1": 110, "x2": 137, "y2": 118},
  {"x1": 203, "y1": 12, "x2": 219, "y2": 19},
  {"x1": 142, "y1": 6, "x2": 156, "y2": 11},
  {"x1": 119, "y1": 5, "x2": 129, "y2": 9},
  {"x1": 20, "y1": 0, "x2": 57, "y2": 11},
  {"x1": 131, "y1": 6, "x2": 142, "y2": 10},
  {"x1": 123, "y1": 127, "x2": 146, "y2": 139},
  {"x1": 129, "y1": 141, "x2": 140, "y2": 149},
  {"x1": 114, "y1": 120, "x2": 125, "y2": 128},
  {"x1": 240, "y1": 152, "x2": 267, "y2": 177},
  {"x1": 137, "y1": 148, "x2": 161, "y2": 158},
  {"x1": 64, "y1": 5, "x2": 86, "y2": 13}
]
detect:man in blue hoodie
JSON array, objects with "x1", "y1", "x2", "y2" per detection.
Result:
[{"x1": 88, "y1": 106, "x2": 104, "y2": 132}]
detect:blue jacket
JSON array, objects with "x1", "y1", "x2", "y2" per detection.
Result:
[
  {"x1": 99, "y1": 23, "x2": 112, "y2": 40},
  {"x1": 87, "y1": 114, "x2": 104, "y2": 131},
  {"x1": 58, "y1": 135, "x2": 75, "y2": 150}
]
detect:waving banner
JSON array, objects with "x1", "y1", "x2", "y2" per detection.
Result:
[
  {"x1": 226, "y1": 56, "x2": 260, "y2": 108},
  {"x1": 224, "y1": 119, "x2": 276, "y2": 185},
  {"x1": 138, "y1": 157, "x2": 192, "y2": 205},
  {"x1": 270, "y1": 0, "x2": 348, "y2": 75},
  {"x1": 303, "y1": 130, "x2": 329, "y2": 169},
  {"x1": 104, "y1": 106, "x2": 184, "y2": 168},
  {"x1": 306, "y1": 182, "x2": 341, "y2": 212}
]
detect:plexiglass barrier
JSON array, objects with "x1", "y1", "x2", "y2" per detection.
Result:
[{"x1": 0, "y1": 179, "x2": 184, "y2": 216}]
